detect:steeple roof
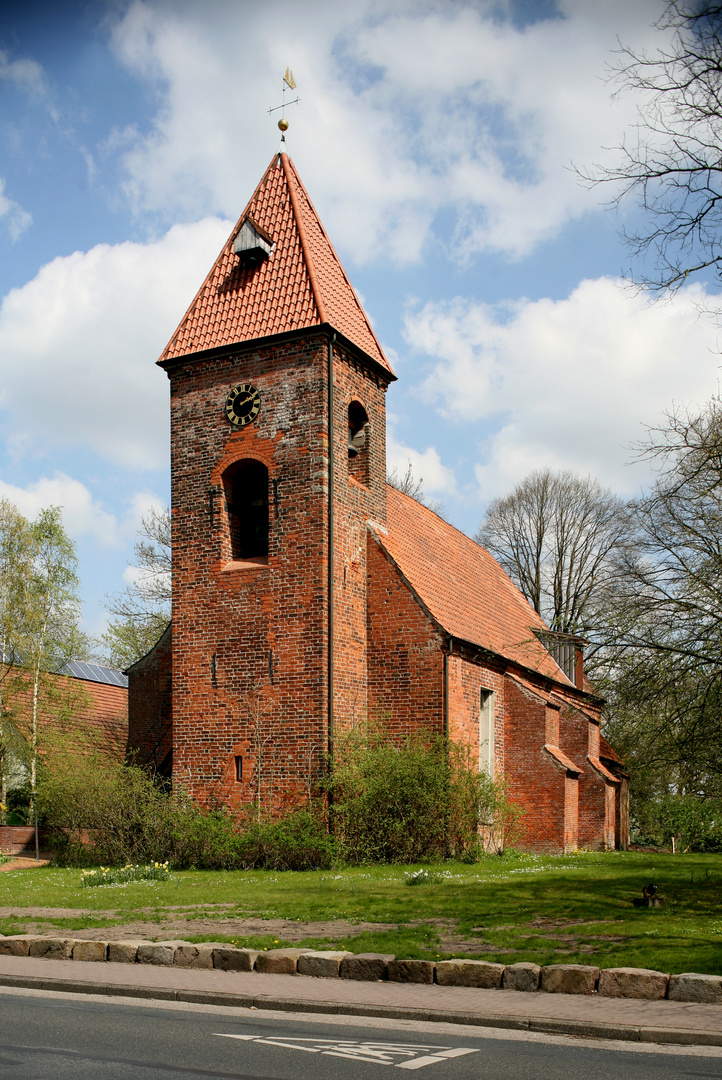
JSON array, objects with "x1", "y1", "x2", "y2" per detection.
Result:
[{"x1": 158, "y1": 153, "x2": 393, "y2": 375}]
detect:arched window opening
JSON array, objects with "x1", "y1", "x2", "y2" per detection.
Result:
[
  {"x1": 224, "y1": 459, "x2": 269, "y2": 560},
  {"x1": 348, "y1": 401, "x2": 370, "y2": 486}
]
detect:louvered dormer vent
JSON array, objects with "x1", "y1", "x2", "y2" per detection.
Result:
[{"x1": 233, "y1": 218, "x2": 273, "y2": 264}]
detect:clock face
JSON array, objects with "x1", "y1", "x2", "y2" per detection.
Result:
[{"x1": 225, "y1": 383, "x2": 261, "y2": 427}]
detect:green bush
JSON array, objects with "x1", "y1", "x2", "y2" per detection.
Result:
[
  {"x1": 37, "y1": 752, "x2": 337, "y2": 870},
  {"x1": 37, "y1": 725, "x2": 522, "y2": 869},
  {"x1": 328, "y1": 724, "x2": 523, "y2": 863}
]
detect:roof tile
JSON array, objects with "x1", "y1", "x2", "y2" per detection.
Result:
[
  {"x1": 374, "y1": 486, "x2": 571, "y2": 684},
  {"x1": 158, "y1": 154, "x2": 392, "y2": 373}
]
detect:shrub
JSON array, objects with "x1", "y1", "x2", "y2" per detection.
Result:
[
  {"x1": 37, "y1": 724, "x2": 523, "y2": 868},
  {"x1": 37, "y1": 749, "x2": 338, "y2": 870},
  {"x1": 328, "y1": 723, "x2": 523, "y2": 863}
]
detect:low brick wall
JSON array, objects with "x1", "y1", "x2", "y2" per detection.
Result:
[{"x1": 0, "y1": 827, "x2": 50, "y2": 856}]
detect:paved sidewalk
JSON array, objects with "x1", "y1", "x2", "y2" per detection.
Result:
[{"x1": 0, "y1": 954, "x2": 720, "y2": 1047}]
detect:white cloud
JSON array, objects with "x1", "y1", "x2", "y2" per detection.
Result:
[
  {"x1": 105, "y1": 0, "x2": 666, "y2": 265},
  {"x1": 0, "y1": 473, "x2": 118, "y2": 546},
  {"x1": 403, "y1": 278, "x2": 722, "y2": 499},
  {"x1": 0, "y1": 474, "x2": 167, "y2": 551},
  {"x1": 0, "y1": 178, "x2": 32, "y2": 241},
  {"x1": 387, "y1": 427, "x2": 457, "y2": 498},
  {"x1": 0, "y1": 217, "x2": 230, "y2": 469},
  {"x1": 0, "y1": 47, "x2": 46, "y2": 98}
]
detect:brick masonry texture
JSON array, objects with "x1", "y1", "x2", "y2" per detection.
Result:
[{"x1": 128, "y1": 152, "x2": 628, "y2": 851}]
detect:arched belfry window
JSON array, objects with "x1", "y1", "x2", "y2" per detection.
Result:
[
  {"x1": 348, "y1": 401, "x2": 370, "y2": 486},
  {"x1": 223, "y1": 459, "x2": 269, "y2": 560}
]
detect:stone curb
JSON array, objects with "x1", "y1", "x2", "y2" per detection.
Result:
[
  {"x1": 0, "y1": 935, "x2": 720, "y2": 1006},
  {"x1": 0, "y1": 971, "x2": 720, "y2": 1048}
]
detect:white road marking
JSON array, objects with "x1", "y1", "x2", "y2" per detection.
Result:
[{"x1": 214, "y1": 1032, "x2": 479, "y2": 1069}]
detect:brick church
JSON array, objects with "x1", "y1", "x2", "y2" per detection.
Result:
[{"x1": 128, "y1": 152, "x2": 628, "y2": 852}]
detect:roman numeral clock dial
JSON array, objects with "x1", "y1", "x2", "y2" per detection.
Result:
[{"x1": 225, "y1": 383, "x2": 261, "y2": 427}]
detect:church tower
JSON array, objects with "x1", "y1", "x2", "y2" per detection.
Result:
[{"x1": 156, "y1": 153, "x2": 396, "y2": 809}]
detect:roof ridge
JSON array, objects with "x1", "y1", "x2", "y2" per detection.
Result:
[
  {"x1": 280, "y1": 152, "x2": 326, "y2": 323},
  {"x1": 286, "y1": 155, "x2": 388, "y2": 365}
]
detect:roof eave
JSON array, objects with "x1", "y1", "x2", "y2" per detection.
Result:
[{"x1": 157, "y1": 323, "x2": 397, "y2": 383}]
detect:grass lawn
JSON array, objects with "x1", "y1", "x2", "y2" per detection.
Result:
[{"x1": 0, "y1": 850, "x2": 720, "y2": 975}]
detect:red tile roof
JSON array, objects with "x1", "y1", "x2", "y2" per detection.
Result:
[
  {"x1": 374, "y1": 486, "x2": 572, "y2": 684},
  {"x1": 158, "y1": 154, "x2": 393, "y2": 374}
]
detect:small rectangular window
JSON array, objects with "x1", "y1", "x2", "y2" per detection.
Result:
[{"x1": 235, "y1": 756, "x2": 243, "y2": 782}]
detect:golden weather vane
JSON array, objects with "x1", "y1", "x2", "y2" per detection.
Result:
[{"x1": 268, "y1": 68, "x2": 300, "y2": 142}]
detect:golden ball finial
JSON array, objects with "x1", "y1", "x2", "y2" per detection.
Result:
[{"x1": 278, "y1": 117, "x2": 289, "y2": 132}]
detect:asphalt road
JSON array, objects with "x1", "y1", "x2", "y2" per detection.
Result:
[{"x1": 1, "y1": 988, "x2": 721, "y2": 1080}]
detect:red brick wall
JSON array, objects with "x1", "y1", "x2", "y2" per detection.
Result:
[
  {"x1": 127, "y1": 623, "x2": 172, "y2": 773},
  {"x1": 447, "y1": 653, "x2": 505, "y2": 776},
  {"x1": 504, "y1": 677, "x2": 567, "y2": 851},
  {"x1": 331, "y1": 353, "x2": 388, "y2": 737},
  {"x1": 366, "y1": 537, "x2": 444, "y2": 738},
  {"x1": 4, "y1": 671, "x2": 127, "y2": 761},
  {"x1": 168, "y1": 332, "x2": 392, "y2": 811},
  {"x1": 558, "y1": 702, "x2": 615, "y2": 851}
]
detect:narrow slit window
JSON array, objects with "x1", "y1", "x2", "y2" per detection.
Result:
[
  {"x1": 235, "y1": 756, "x2": 243, "y2": 782},
  {"x1": 224, "y1": 459, "x2": 269, "y2": 560},
  {"x1": 479, "y1": 689, "x2": 495, "y2": 778}
]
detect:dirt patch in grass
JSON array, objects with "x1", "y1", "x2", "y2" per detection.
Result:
[{"x1": 3, "y1": 915, "x2": 399, "y2": 943}]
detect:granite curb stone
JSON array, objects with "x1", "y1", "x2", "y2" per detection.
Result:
[
  {"x1": 136, "y1": 942, "x2": 177, "y2": 967},
  {"x1": 72, "y1": 941, "x2": 108, "y2": 963},
  {"x1": 436, "y1": 959, "x2": 504, "y2": 988},
  {"x1": 541, "y1": 964, "x2": 600, "y2": 995},
  {"x1": 668, "y1": 973, "x2": 722, "y2": 1004},
  {"x1": 598, "y1": 967, "x2": 669, "y2": 1000},
  {"x1": 0, "y1": 935, "x2": 33, "y2": 957},
  {"x1": 340, "y1": 953, "x2": 394, "y2": 981},
  {"x1": 174, "y1": 942, "x2": 229, "y2": 969},
  {"x1": 107, "y1": 941, "x2": 149, "y2": 964},
  {"x1": 212, "y1": 948, "x2": 259, "y2": 973},
  {"x1": 255, "y1": 948, "x2": 310, "y2": 975},
  {"x1": 297, "y1": 951, "x2": 348, "y2": 978},
  {"x1": 502, "y1": 962, "x2": 541, "y2": 992},
  {"x1": 388, "y1": 959, "x2": 435, "y2": 984},
  {"x1": 28, "y1": 938, "x2": 78, "y2": 960}
]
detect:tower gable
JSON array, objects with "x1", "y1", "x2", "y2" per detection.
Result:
[{"x1": 158, "y1": 154, "x2": 394, "y2": 378}]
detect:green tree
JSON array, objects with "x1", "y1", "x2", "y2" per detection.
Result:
[
  {"x1": 0, "y1": 500, "x2": 34, "y2": 825},
  {"x1": 605, "y1": 397, "x2": 722, "y2": 803},
  {"x1": 25, "y1": 507, "x2": 85, "y2": 820},
  {"x1": 103, "y1": 506, "x2": 171, "y2": 667}
]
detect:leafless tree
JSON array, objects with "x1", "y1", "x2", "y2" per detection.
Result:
[
  {"x1": 475, "y1": 469, "x2": 632, "y2": 643},
  {"x1": 387, "y1": 461, "x2": 446, "y2": 518},
  {"x1": 584, "y1": 2, "x2": 722, "y2": 295},
  {"x1": 604, "y1": 397, "x2": 722, "y2": 801},
  {"x1": 103, "y1": 506, "x2": 171, "y2": 668}
]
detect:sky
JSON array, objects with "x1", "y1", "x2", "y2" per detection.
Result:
[{"x1": 1, "y1": 0, "x2": 721, "y2": 652}]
